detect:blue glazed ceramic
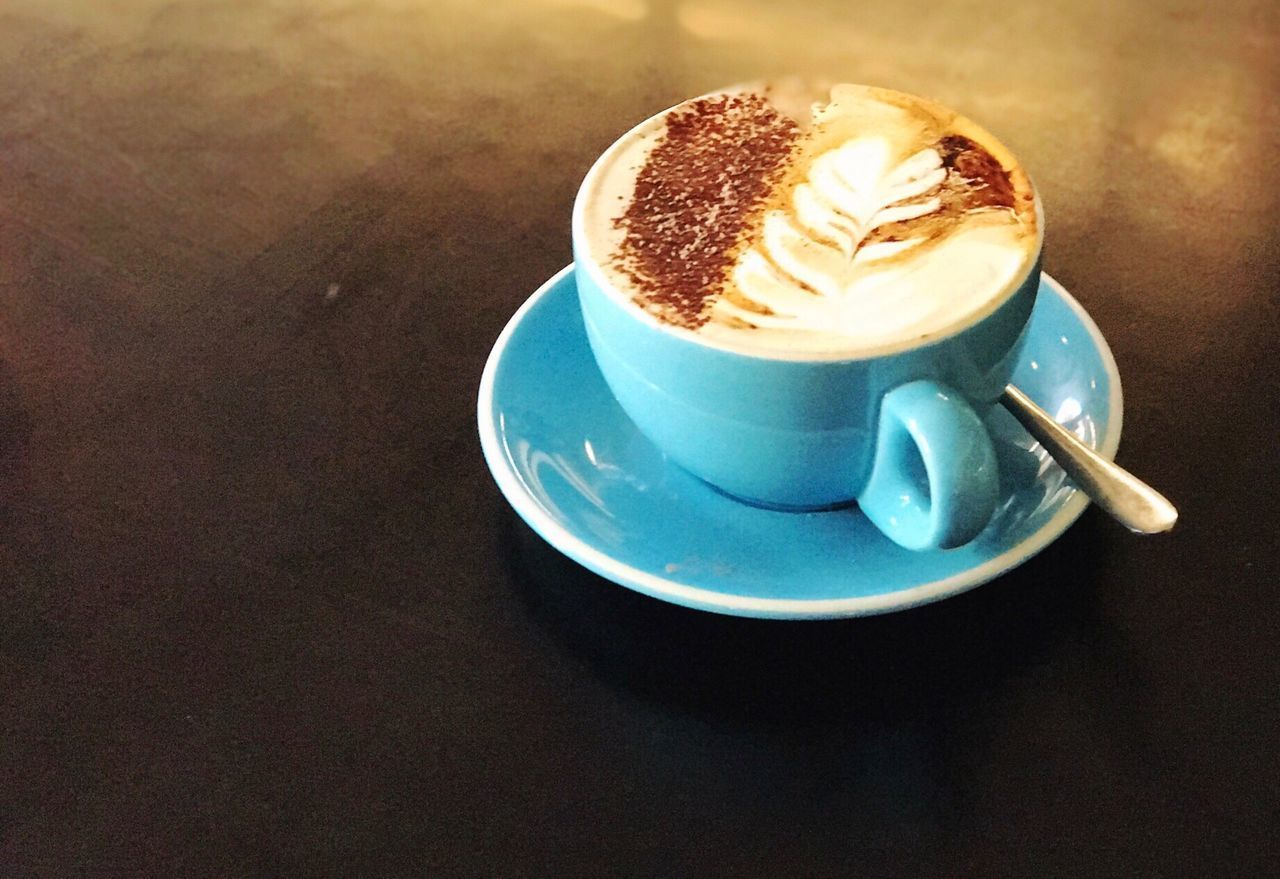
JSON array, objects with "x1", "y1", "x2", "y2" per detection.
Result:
[
  {"x1": 573, "y1": 217, "x2": 1043, "y2": 552},
  {"x1": 478, "y1": 265, "x2": 1121, "y2": 618}
]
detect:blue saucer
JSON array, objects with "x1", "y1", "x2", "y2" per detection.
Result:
[{"x1": 478, "y1": 266, "x2": 1122, "y2": 618}]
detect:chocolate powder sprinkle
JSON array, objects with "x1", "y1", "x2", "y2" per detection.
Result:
[
  {"x1": 939, "y1": 134, "x2": 1017, "y2": 209},
  {"x1": 612, "y1": 94, "x2": 800, "y2": 327}
]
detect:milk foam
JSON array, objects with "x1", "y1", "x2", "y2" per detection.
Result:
[{"x1": 582, "y1": 83, "x2": 1040, "y2": 359}]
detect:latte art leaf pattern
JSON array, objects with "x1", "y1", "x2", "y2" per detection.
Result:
[
  {"x1": 716, "y1": 138, "x2": 954, "y2": 332},
  {"x1": 595, "y1": 82, "x2": 1038, "y2": 353},
  {"x1": 798, "y1": 141, "x2": 945, "y2": 261}
]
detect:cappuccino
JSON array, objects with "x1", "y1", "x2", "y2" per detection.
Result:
[{"x1": 577, "y1": 83, "x2": 1040, "y2": 357}]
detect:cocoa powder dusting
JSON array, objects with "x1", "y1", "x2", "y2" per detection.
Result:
[
  {"x1": 939, "y1": 134, "x2": 1017, "y2": 209},
  {"x1": 612, "y1": 95, "x2": 799, "y2": 327}
]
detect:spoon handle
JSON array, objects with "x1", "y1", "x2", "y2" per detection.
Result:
[{"x1": 1000, "y1": 385, "x2": 1178, "y2": 534}]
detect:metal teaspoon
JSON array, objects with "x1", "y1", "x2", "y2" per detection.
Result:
[{"x1": 1000, "y1": 384, "x2": 1178, "y2": 534}]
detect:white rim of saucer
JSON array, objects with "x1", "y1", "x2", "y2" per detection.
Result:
[{"x1": 477, "y1": 264, "x2": 1124, "y2": 619}]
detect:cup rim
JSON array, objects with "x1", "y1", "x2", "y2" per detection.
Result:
[{"x1": 571, "y1": 82, "x2": 1046, "y2": 364}]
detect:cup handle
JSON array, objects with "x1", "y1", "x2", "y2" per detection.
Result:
[{"x1": 857, "y1": 380, "x2": 999, "y2": 551}]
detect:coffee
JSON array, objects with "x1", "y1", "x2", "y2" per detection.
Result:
[{"x1": 577, "y1": 83, "x2": 1040, "y2": 357}]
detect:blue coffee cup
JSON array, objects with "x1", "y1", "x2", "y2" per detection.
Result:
[{"x1": 571, "y1": 104, "x2": 1043, "y2": 551}]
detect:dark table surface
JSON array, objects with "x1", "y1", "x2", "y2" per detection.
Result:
[{"x1": 2, "y1": 1, "x2": 1277, "y2": 876}]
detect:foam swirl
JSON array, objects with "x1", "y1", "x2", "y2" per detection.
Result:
[{"x1": 710, "y1": 131, "x2": 1030, "y2": 350}]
